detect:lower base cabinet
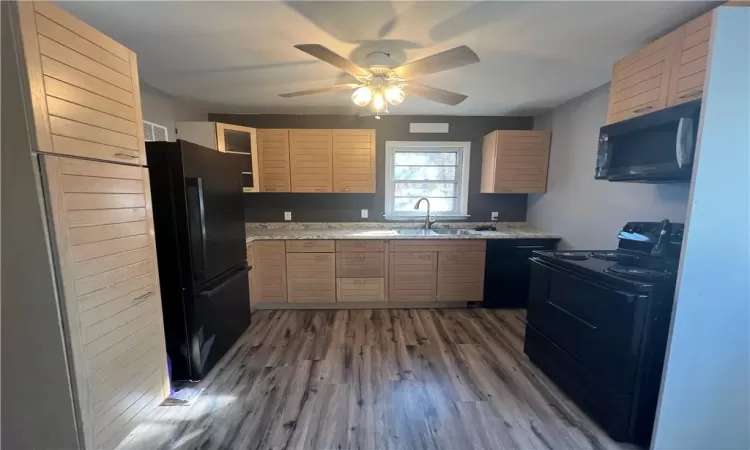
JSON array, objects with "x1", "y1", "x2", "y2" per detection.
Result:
[
  {"x1": 437, "y1": 251, "x2": 486, "y2": 301},
  {"x1": 286, "y1": 252, "x2": 335, "y2": 302},
  {"x1": 389, "y1": 251, "x2": 438, "y2": 302}
]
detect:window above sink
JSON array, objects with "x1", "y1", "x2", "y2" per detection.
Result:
[{"x1": 384, "y1": 141, "x2": 471, "y2": 220}]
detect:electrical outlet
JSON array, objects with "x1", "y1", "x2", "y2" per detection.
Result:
[
  {"x1": 491, "y1": 212, "x2": 499, "y2": 221},
  {"x1": 284, "y1": 211, "x2": 292, "y2": 221},
  {"x1": 361, "y1": 209, "x2": 369, "y2": 219}
]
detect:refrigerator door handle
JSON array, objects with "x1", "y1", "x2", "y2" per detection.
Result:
[
  {"x1": 198, "y1": 267, "x2": 250, "y2": 297},
  {"x1": 186, "y1": 177, "x2": 208, "y2": 281}
]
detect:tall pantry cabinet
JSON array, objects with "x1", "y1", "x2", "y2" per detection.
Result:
[{"x1": 9, "y1": 2, "x2": 169, "y2": 449}]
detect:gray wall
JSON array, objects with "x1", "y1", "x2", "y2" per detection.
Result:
[
  {"x1": 141, "y1": 82, "x2": 206, "y2": 141},
  {"x1": 528, "y1": 84, "x2": 691, "y2": 250},
  {"x1": 208, "y1": 113, "x2": 533, "y2": 222},
  {"x1": 652, "y1": 8, "x2": 750, "y2": 449},
  {"x1": 2, "y1": 3, "x2": 81, "y2": 448}
]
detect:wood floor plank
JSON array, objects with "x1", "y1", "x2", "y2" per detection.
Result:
[{"x1": 115, "y1": 309, "x2": 632, "y2": 450}]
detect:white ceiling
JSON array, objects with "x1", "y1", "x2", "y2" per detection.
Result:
[{"x1": 59, "y1": 1, "x2": 716, "y2": 116}]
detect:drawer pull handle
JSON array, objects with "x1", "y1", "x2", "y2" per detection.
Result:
[
  {"x1": 133, "y1": 291, "x2": 154, "y2": 304},
  {"x1": 353, "y1": 280, "x2": 366, "y2": 285},
  {"x1": 547, "y1": 301, "x2": 597, "y2": 330},
  {"x1": 303, "y1": 242, "x2": 315, "y2": 246},
  {"x1": 114, "y1": 152, "x2": 138, "y2": 160},
  {"x1": 315, "y1": 255, "x2": 326, "y2": 261},
  {"x1": 341, "y1": 188, "x2": 351, "y2": 192},
  {"x1": 632, "y1": 106, "x2": 653, "y2": 113},
  {"x1": 418, "y1": 255, "x2": 430, "y2": 260},
  {"x1": 678, "y1": 90, "x2": 703, "y2": 99}
]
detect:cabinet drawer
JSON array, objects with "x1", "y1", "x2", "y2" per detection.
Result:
[
  {"x1": 336, "y1": 252, "x2": 384, "y2": 278},
  {"x1": 285, "y1": 240, "x2": 335, "y2": 253},
  {"x1": 335, "y1": 240, "x2": 385, "y2": 252},
  {"x1": 390, "y1": 239, "x2": 486, "y2": 253},
  {"x1": 286, "y1": 253, "x2": 335, "y2": 303},
  {"x1": 336, "y1": 278, "x2": 385, "y2": 302}
]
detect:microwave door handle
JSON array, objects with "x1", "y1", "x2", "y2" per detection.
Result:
[{"x1": 676, "y1": 118, "x2": 694, "y2": 168}]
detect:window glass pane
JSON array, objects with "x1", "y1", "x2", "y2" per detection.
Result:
[
  {"x1": 393, "y1": 166, "x2": 456, "y2": 181},
  {"x1": 394, "y1": 182, "x2": 456, "y2": 198},
  {"x1": 394, "y1": 197, "x2": 457, "y2": 212},
  {"x1": 394, "y1": 151, "x2": 457, "y2": 166}
]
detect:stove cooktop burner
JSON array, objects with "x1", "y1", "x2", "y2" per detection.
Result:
[
  {"x1": 553, "y1": 252, "x2": 589, "y2": 261},
  {"x1": 606, "y1": 265, "x2": 672, "y2": 281},
  {"x1": 589, "y1": 251, "x2": 619, "y2": 261}
]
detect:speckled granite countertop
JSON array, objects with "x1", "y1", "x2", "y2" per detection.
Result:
[{"x1": 245, "y1": 222, "x2": 561, "y2": 242}]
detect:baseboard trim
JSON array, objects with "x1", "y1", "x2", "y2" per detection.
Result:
[{"x1": 252, "y1": 301, "x2": 468, "y2": 310}]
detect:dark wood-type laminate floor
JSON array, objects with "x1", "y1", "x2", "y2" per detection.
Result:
[{"x1": 118, "y1": 309, "x2": 632, "y2": 450}]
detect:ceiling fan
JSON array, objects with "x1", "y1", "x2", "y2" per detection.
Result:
[{"x1": 279, "y1": 44, "x2": 480, "y2": 118}]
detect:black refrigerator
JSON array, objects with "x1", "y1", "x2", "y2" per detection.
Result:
[{"x1": 146, "y1": 140, "x2": 250, "y2": 381}]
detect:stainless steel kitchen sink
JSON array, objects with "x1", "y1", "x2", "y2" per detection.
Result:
[
  {"x1": 431, "y1": 229, "x2": 478, "y2": 235},
  {"x1": 395, "y1": 229, "x2": 438, "y2": 236}
]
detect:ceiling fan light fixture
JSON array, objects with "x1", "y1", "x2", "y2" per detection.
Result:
[
  {"x1": 351, "y1": 86, "x2": 373, "y2": 107},
  {"x1": 385, "y1": 85, "x2": 405, "y2": 106},
  {"x1": 371, "y1": 90, "x2": 386, "y2": 112}
]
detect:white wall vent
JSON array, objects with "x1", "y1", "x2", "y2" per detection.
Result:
[
  {"x1": 143, "y1": 120, "x2": 168, "y2": 142},
  {"x1": 409, "y1": 123, "x2": 449, "y2": 133}
]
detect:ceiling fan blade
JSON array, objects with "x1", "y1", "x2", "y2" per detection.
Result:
[
  {"x1": 392, "y1": 45, "x2": 480, "y2": 80},
  {"x1": 293, "y1": 44, "x2": 370, "y2": 78},
  {"x1": 279, "y1": 83, "x2": 361, "y2": 98},
  {"x1": 402, "y1": 83, "x2": 468, "y2": 106}
]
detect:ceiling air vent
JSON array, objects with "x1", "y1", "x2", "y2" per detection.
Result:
[{"x1": 143, "y1": 120, "x2": 168, "y2": 142}]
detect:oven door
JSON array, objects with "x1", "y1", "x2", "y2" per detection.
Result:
[
  {"x1": 526, "y1": 258, "x2": 650, "y2": 392},
  {"x1": 596, "y1": 100, "x2": 700, "y2": 182}
]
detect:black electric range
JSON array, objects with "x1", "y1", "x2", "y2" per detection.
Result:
[{"x1": 524, "y1": 221, "x2": 684, "y2": 446}]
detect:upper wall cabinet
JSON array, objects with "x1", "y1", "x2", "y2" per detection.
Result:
[
  {"x1": 333, "y1": 129, "x2": 376, "y2": 193},
  {"x1": 289, "y1": 129, "x2": 333, "y2": 192},
  {"x1": 480, "y1": 130, "x2": 551, "y2": 194},
  {"x1": 606, "y1": 32, "x2": 676, "y2": 124},
  {"x1": 667, "y1": 11, "x2": 712, "y2": 107},
  {"x1": 17, "y1": 1, "x2": 147, "y2": 164},
  {"x1": 606, "y1": 10, "x2": 718, "y2": 124},
  {"x1": 176, "y1": 121, "x2": 260, "y2": 192},
  {"x1": 256, "y1": 129, "x2": 292, "y2": 192}
]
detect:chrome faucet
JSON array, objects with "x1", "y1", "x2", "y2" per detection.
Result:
[{"x1": 414, "y1": 198, "x2": 436, "y2": 230}]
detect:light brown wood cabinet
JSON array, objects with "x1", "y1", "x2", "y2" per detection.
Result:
[
  {"x1": 480, "y1": 130, "x2": 551, "y2": 194},
  {"x1": 286, "y1": 253, "x2": 336, "y2": 303},
  {"x1": 12, "y1": 2, "x2": 170, "y2": 448},
  {"x1": 256, "y1": 129, "x2": 291, "y2": 192},
  {"x1": 606, "y1": 10, "x2": 721, "y2": 123},
  {"x1": 18, "y1": 1, "x2": 147, "y2": 166},
  {"x1": 250, "y1": 241, "x2": 288, "y2": 303},
  {"x1": 252, "y1": 128, "x2": 377, "y2": 194},
  {"x1": 337, "y1": 278, "x2": 385, "y2": 302},
  {"x1": 332, "y1": 129, "x2": 376, "y2": 193},
  {"x1": 667, "y1": 11, "x2": 712, "y2": 107},
  {"x1": 388, "y1": 251, "x2": 438, "y2": 302},
  {"x1": 42, "y1": 156, "x2": 169, "y2": 450},
  {"x1": 437, "y1": 251, "x2": 486, "y2": 302},
  {"x1": 289, "y1": 129, "x2": 333, "y2": 192}
]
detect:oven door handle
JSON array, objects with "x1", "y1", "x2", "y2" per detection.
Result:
[{"x1": 546, "y1": 301, "x2": 598, "y2": 330}]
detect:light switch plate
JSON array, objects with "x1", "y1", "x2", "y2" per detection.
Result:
[
  {"x1": 284, "y1": 211, "x2": 292, "y2": 221},
  {"x1": 361, "y1": 209, "x2": 368, "y2": 219},
  {"x1": 491, "y1": 212, "x2": 499, "y2": 221}
]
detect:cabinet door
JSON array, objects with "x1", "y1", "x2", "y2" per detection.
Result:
[
  {"x1": 216, "y1": 123, "x2": 260, "y2": 193},
  {"x1": 42, "y1": 156, "x2": 168, "y2": 450},
  {"x1": 389, "y1": 251, "x2": 437, "y2": 302},
  {"x1": 256, "y1": 129, "x2": 291, "y2": 192},
  {"x1": 287, "y1": 253, "x2": 336, "y2": 302},
  {"x1": 18, "y1": 1, "x2": 146, "y2": 164},
  {"x1": 289, "y1": 129, "x2": 333, "y2": 192},
  {"x1": 493, "y1": 131, "x2": 551, "y2": 193},
  {"x1": 437, "y1": 251, "x2": 486, "y2": 302},
  {"x1": 667, "y1": 12, "x2": 712, "y2": 106},
  {"x1": 333, "y1": 129, "x2": 376, "y2": 193},
  {"x1": 250, "y1": 241, "x2": 287, "y2": 303},
  {"x1": 606, "y1": 32, "x2": 676, "y2": 124}
]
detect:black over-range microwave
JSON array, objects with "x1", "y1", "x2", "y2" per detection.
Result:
[{"x1": 596, "y1": 100, "x2": 701, "y2": 183}]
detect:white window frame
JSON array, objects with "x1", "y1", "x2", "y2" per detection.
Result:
[{"x1": 384, "y1": 141, "x2": 471, "y2": 220}]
